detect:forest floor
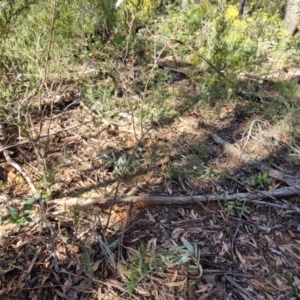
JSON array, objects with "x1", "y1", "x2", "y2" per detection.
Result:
[{"x1": 0, "y1": 54, "x2": 300, "y2": 299}]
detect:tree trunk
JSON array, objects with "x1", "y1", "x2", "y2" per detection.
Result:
[{"x1": 285, "y1": 0, "x2": 300, "y2": 37}]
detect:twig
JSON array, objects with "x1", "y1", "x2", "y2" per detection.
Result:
[
  {"x1": 118, "y1": 202, "x2": 132, "y2": 262},
  {"x1": 94, "y1": 209, "x2": 116, "y2": 268},
  {"x1": 26, "y1": 246, "x2": 42, "y2": 274},
  {"x1": 94, "y1": 279, "x2": 141, "y2": 300},
  {"x1": 2, "y1": 148, "x2": 40, "y2": 197},
  {"x1": 0, "y1": 119, "x2": 40, "y2": 197},
  {"x1": 224, "y1": 275, "x2": 256, "y2": 300},
  {"x1": 46, "y1": 216, "x2": 59, "y2": 271}
]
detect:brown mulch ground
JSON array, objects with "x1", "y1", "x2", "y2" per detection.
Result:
[
  {"x1": 0, "y1": 200, "x2": 299, "y2": 299},
  {"x1": 0, "y1": 60, "x2": 300, "y2": 299}
]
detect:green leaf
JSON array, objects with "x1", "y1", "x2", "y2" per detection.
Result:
[
  {"x1": 23, "y1": 198, "x2": 35, "y2": 214},
  {"x1": 256, "y1": 175, "x2": 263, "y2": 185},
  {"x1": 222, "y1": 192, "x2": 229, "y2": 201},
  {"x1": 25, "y1": 217, "x2": 33, "y2": 222},
  {"x1": 178, "y1": 254, "x2": 191, "y2": 264},
  {"x1": 6, "y1": 206, "x2": 20, "y2": 219},
  {"x1": 171, "y1": 239, "x2": 177, "y2": 247},
  {"x1": 247, "y1": 177, "x2": 256, "y2": 186},
  {"x1": 16, "y1": 265, "x2": 24, "y2": 271},
  {"x1": 9, "y1": 216, "x2": 19, "y2": 223},
  {"x1": 24, "y1": 197, "x2": 35, "y2": 205},
  {"x1": 181, "y1": 237, "x2": 193, "y2": 253},
  {"x1": 269, "y1": 158, "x2": 275, "y2": 167},
  {"x1": 109, "y1": 239, "x2": 119, "y2": 248},
  {"x1": 17, "y1": 217, "x2": 26, "y2": 225}
]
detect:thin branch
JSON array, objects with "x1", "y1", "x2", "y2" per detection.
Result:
[
  {"x1": 2, "y1": 148, "x2": 39, "y2": 197},
  {"x1": 49, "y1": 184, "x2": 300, "y2": 212},
  {"x1": 0, "y1": 118, "x2": 39, "y2": 197}
]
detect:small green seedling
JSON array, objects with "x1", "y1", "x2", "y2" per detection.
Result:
[
  {"x1": 6, "y1": 198, "x2": 35, "y2": 226},
  {"x1": 226, "y1": 200, "x2": 248, "y2": 216},
  {"x1": 247, "y1": 172, "x2": 272, "y2": 187},
  {"x1": 222, "y1": 192, "x2": 248, "y2": 216}
]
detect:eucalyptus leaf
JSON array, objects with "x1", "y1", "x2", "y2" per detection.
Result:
[{"x1": 181, "y1": 237, "x2": 193, "y2": 253}]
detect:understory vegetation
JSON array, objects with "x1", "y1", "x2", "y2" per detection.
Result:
[{"x1": 0, "y1": 0, "x2": 300, "y2": 299}]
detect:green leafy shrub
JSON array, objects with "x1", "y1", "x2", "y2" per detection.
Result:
[{"x1": 191, "y1": 4, "x2": 288, "y2": 73}]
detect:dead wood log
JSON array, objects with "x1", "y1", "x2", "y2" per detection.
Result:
[
  {"x1": 50, "y1": 184, "x2": 300, "y2": 211},
  {"x1": 1, "y1": 185, "x2": 299, "y2": 224}
]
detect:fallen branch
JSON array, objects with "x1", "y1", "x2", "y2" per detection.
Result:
[
  {"x1": 2, "y1": 148, "x2": 39, "y2": 197},
  {"x1": 1, "y1": 184, "x2": 299, "y2": 224},
  {"x1": 208, "y1": 131, "x2": 300, "y2": 186},
  {"x1": 50, "y1": 184, "x2": 300, "y2": 212}
]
